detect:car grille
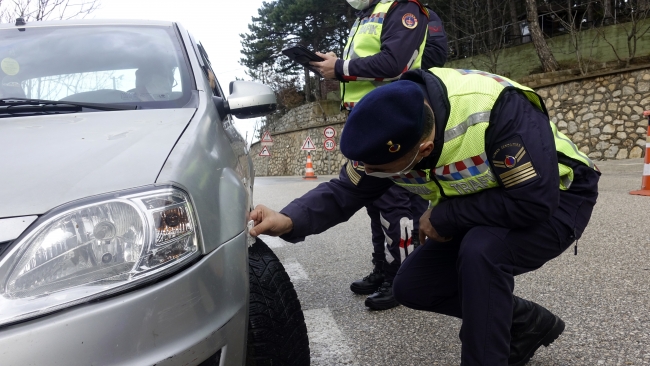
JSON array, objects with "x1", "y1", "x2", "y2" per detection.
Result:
[{"x1": 0, "y1": 240, "x2": 11, "y2": 257}]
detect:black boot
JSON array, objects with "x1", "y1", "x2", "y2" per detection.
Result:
[
  {"x1": 350, "y1": 267, "x2": 385, "y2": 295},
  {"x1": 509, "y1": 296, "x2": 565, "y2": 366},
  {"x1": 364, "y1": 281, "x2": 399, "y2": 310}
]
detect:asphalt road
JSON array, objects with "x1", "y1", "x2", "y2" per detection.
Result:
[{"x1": 253, "y1": 159, "x2": 650, "y2": 366}]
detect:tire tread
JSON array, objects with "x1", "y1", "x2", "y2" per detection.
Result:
[{"x1": 247, "y1": 239, "x2": 310, "y2": 366}]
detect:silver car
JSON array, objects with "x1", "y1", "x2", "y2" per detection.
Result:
[{"x1": 0, "y1": 19, "x2": 309, "y2": 365}]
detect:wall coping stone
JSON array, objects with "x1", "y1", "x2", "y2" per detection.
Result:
[{"x1": 522, "y1": 63, "x2": 650, "y2": 89}]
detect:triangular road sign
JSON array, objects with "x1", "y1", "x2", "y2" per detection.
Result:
[
  {"x1": 301, "y1": 136, "x2": 316, "y2": 151},
  {"x1": 259, "y1": 146, "x2": 271, "y2": 157},
  {"x1": 261, "y1": 131, "x2": 273, "y2": 146}
]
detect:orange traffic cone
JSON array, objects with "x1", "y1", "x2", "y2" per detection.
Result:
[
  {"x1": 303, "y1": 152, "x2": 318, "y2": 180},
  {"x1": 630, "y1": 110, "x2": 650, "y2": 196}
]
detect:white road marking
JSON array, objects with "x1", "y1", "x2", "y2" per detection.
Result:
[
  {"x1": 283, "y1": 260, "x2": 309, "y2": 281},
  {"x1": 303, "y1": 308, "x2": 358, "y2": 366},
  {"x1": 258, "y1": 234, "x2": 288, "y2": 248}
]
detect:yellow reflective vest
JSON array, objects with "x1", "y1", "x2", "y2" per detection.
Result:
[
  {"x1": 341, "y1": 0, "x2": 428, "y2": 110},
  {"x1": 389, "y1": 68, "x2": 596, "y2": 206}
]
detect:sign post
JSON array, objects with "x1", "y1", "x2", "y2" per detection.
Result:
[
  {"x1": 323, "y1": 138, "x2": 336, "y2": 174},
  {"x1": 322, "y1": 127, "x2": 337, "y2": 174}
]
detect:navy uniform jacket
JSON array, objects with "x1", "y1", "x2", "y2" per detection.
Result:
[
  {"x1": 279, "y1": 69, "x2": 599, "y2": 243},
  {"x1": 334, "y1": 1, "x2": 447, "y2": 81}
]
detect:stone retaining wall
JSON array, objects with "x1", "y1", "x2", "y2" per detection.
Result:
[
  {"x1": 251, "y1": 68, "x2": 650, "y2": 176},
  {"x1": 251, "y1": 100, "x2": 348, "y2": 176},
  {"x1": 537, "y1": 68, "x2": 650, "y2": 160}
]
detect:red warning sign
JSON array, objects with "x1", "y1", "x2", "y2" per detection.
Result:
[
  {"x1": 323, "y1": 126, "x2": 336, "y2": 139},
  {"x1": 259, "y1": 146, "x2": 271, "y2": 157},
  {"x1": 324, "y1": 138, "x2": 336, "y2": 151},
  {"x1": 261, "y1": 131, "x2": 273, "y2": 146},
  {"x1": 301, "y1": 136, "x2": 316, "y2": 151}
]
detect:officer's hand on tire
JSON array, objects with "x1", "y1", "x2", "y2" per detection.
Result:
[
  {"x1": 249, "y1": 204, "x2": 294, "y2": 237},
  {"x1": 419, "y1": 208, "x2": 452, "y2": 244}
]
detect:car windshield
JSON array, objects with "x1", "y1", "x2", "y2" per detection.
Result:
[{"x1": 0, "y1": 24, "x2": 193, "y2": 109}]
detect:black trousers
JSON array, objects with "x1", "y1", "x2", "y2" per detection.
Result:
[
  {"x1": 366, "y1": 185, "x2": 429, "y2": 281},
  {"x1": 393, "y1": 190, "x2": 597, "y2": 365}
]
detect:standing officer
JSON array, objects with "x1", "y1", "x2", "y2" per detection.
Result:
[
  {"x1": 312, "y1": 0, "x2": 447, "y2": 310},
  {"x1": 249, "y1": 67, "x2": 599, "y2": 365}
]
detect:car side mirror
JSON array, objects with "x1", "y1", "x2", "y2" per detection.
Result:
[{"x1": 226, "y1": 81, "x2": 277, "y2": 119}]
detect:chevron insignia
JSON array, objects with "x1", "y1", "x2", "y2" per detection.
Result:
[{"x1": 491, "y1": 136, "x2": 538, "y2": 189}]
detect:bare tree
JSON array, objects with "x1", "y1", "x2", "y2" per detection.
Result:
[
  {"x1": 544, "y1": 0, "x2": 600, "y2": 75},
  {"x1": 597, "y1": 0, "x2": 650, "y2": 68},
  {"x1": 469, "y1": 0, "x2": 514, "y2": 73},
  {"x1": 432, "y1": 0, "x2": 509, "y2": 69},
  {"x1": 508, "y1": 0, "x2": 523, "y2": 44},
  {"x1": 603, "y1": 0, "x2": 614, "y2": 23},
  {"x1": 525, "y1": 0, "x2": 559, "y2": 72},
  {"x1": 248, "y1": 63, "x2": 305, "y2": 136},
  {"x1": 0, "y1": 0, "x2": 99, "y2": 23}
]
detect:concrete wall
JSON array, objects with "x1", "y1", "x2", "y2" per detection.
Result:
[
  {"x1": 251, "y1": 68, "x2": 650, "y2": 176},
  {"x1": 448, "y1": 19, "x2": 650, "y2": 80}
]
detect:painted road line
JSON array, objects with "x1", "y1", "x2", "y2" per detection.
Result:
[
  {"x1": 258, "y1": 234, "x2": 288, "y2": 248},
  {"x1": 283, "y1": 260, "x2": 309, "y2": 281},
  {"x1": 303, "y1": 308, "x2": 358, "y2": 366}
]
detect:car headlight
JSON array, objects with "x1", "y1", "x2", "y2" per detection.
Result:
[{"x1": 0, "y1": 186, "x2": 200, "y2": 326}]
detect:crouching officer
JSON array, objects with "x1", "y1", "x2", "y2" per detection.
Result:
[{"x1": 249, "y1": 68, "x2": 599, "y2": 365}]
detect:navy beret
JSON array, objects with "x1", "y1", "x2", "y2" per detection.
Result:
[{"x1": 340, "y1": 80, "x2": 425, "y2": 165}]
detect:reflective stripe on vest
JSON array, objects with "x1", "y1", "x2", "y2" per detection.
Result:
[
  {"x1": 341, "y1": 0, "x2": 427, "y2": 110},
  {"x1": 389, "y1": 68, "x2": 596, "y2": 205}
]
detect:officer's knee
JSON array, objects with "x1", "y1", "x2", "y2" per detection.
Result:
[
  {"x1": 457, "y1": 227, "x2": 497, "y2": 268},
  {"x1": 393, "y1": 276, "x2": 424, "y2": 310},
  {"x1": 392, "y1": 274, "x2": 408, "y2": 305},
  {"x1": 394, "y1": 274, "x2": 459, "y2": 314}
]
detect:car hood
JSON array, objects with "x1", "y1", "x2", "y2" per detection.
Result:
[{"x1": 0, "y1": 109, "x2": 196, "y2": 218}]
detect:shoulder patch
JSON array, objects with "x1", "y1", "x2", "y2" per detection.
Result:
[
  {"x1": 402, "y1": 13, "x2": 418, "y2": 29},
  {"x1": 490, "y1": 135, "x2": 539, "y2": 189},
  {"x1": 351, "y1": 160, "x2": 365, "y2": 171}
]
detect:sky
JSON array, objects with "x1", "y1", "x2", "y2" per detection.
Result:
[{"x1": 91, "y1": 0, "x2": 267, "y2": 144}]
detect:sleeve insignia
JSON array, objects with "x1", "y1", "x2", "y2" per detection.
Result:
[
  {"x1": 490, "y1": 135, "x2": 538, "y2": 189},
  {"x1": 428, "y1": 21, "x2": 443, "y2": 37},
  {"x1": 346, "y1": 160, "x2": 363, "y2": 186},
  {"x1": 402, "y1": 13, "x2": 418, "y2": 29}
]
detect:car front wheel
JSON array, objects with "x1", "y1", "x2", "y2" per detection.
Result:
[{"x1": 246, "y1": 238, "x2": 310, "y2": 366}]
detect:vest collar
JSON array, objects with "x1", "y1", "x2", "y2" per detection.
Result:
[
  {"x1": 400, "y1": 69, "x2": 450, "y2": 170},
  {"x1": 355, "y1": 0, "x2": 382, "y2": 17}
]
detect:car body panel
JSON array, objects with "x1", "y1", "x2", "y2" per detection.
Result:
[
  {"x1": 158, "y1": 92, "x2": 248, "y2": 254},
  {"x1": 0, "y1": 231, "x2": 249, "y2": 366},
  {"x1": 158, "y1": 25, "x2": 252, "y2": 254},
  {"x1": 0, "y1": 108, "x2": 196, "y2": 217},
  {"x1": 0, "y1": 216, "x2": 37, "y2": 242}
]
